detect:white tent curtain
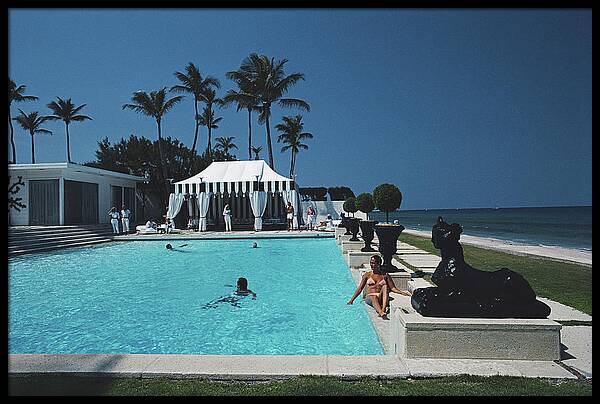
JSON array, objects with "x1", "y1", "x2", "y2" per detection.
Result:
[
  {"x1": 167, "y1": 193, "x2": 186, "y2": 223},
  {"x1": 197, "y1": 191, "x2": 211, "y2": 231},
  {"x1": 249, "y1": 191, "x2": 268, "y2": 231},
  {"x1": 187, "y1": 195, "x2": 195, "y2": 217},
  {"x1": 282, "y1": 190, "x2": 299, "y2": 229}
]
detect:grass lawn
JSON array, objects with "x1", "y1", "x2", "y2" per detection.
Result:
[
  {"x1": 398, "y1": 233, "x2": 592, "y2": 316},
  {"x1": 8, "y1": 375, "x2": 592, "y2": 396}
]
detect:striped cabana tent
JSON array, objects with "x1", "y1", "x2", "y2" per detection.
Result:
[{"x1": 169, "y1": 160, "x2": 298, "y2": 231}]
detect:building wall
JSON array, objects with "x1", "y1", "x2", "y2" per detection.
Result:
[{"x1": 8, "y1": 167, "x2": 140, "y2": 226}]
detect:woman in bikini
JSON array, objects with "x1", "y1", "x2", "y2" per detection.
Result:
[{"x1": 347, "y1": 255, "x2": 411, "y2": 318}]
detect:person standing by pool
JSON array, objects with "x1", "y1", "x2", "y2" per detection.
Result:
[
  {"x1": 121, "y1": 204, "x2": 131, "y2": 234},
  {"x1": 347, "y1": 255, "x2": 411, "y2": 318},
  {"x1": 286, "y1": 201, "x2": 294, "y2": 231},
  {"x1": 223, "y1": 203, "x2": 232, "y2": 232},
  {"x1": 306, "y1": 206, "x2": 316, "y2": 231},
  {"x1": 108, "y1": 207, "x2": 120, "y2": 234}
]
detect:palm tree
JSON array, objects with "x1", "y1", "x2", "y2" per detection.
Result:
[
  {"x1": 9, "y1": 79, "x2": 39, "y2": 163},
  {"x1": 170, "y1": 63, "x2": 220, "y2": 154},
  {"x1": 226, "y1": 54, "x2": 310, "y2": 169},
  {"x1": 223, "y1": 71, "x2": 260, "y2": 160},
  {"x1": 197, "y1": 97, "x2": 223, "y2": 159},
  {"x1": 276, "y1": 115, "x2": 314, "y2": 178},
  {"x1": 12, "y1": 110, "x2": 52, "y2": 164},
  {"x1": 251, "y1": 145, "x2": 263, "y2": 160},
  {"x1": 46, "y1": 97, "x2": 92, "y2": 163},
  {"x1": 214, "y1": 136, "x2": 238, "y2": 156},
  {"x1": 122, "y1": 88, "x2": 184, "y2": 202}
]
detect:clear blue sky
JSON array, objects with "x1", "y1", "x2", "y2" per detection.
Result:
[{"x1": 8, "y1": 8, "x2": 592, "y2": 209}]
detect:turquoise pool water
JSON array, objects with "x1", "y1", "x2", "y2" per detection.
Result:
[{"x1": 9, "y1": 238, "x2": 383, "y2": 355}]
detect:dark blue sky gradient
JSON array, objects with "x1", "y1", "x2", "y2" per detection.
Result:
[{"x1": 8, "y1": 9, "x2": 592, "y2": 209}]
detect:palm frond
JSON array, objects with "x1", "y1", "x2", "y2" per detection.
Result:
[{"x1": 278, "y1": 98, "x2": 310, "y2": 111}]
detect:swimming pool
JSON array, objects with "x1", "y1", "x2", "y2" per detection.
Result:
[{"x1": 8, "y1": 238, "x2": 383, "y2": 355}]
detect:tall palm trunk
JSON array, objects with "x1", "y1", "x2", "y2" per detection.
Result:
[
  {"x1": 8, "y1": 106, "x2": 16, "y2": 163},
  {"x1": 65, "y1": 122, "x2": 71, "y2": 163},
  {"x1": 191, "y1": 99, "x2": 199, "y2": 154},
  {"x1": 247, "y1": 107, "x2": 252, "y2": 160},
  {"x1": 156, "y1": 120, "x2": 170, "y2": 204},
  {"x1": 265, "y1": 109, "x2": 274, "y2": 169},
  {"x1": 206, "y1": 103, "x2": 213, "y2": 160},
  {"x1": 30, "y1": 132, "x2": 35, "y2": 164},
  {"x1": 289, "y1": 150, "x2": 294, "y2": 178}
]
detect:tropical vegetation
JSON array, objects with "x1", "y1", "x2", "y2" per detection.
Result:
[
  {"x1": 46, "y1": 97, "x2": 92, "y2": 163},
  {"x1": 224, "y1": 53, "x2": 310, "y2": 169},
  {"x1": 9, "y1": 54, "x2": 312, "y2": 182},
  {"x1": 8, "y1": 78, "x2": 38, "y2": 164},
  {"x1": 250, "y1": 145, "x2": 263, "y2": 160},
  {"x1": 214, "y1": 136, "x2": 238, "y2": 157},
  {"x1": 275, "y1": 115, "x2": 313, "y2": 178},
  {"x1": 12, "y1": 110, "x2": 52, "y2": 164},
  {"x1": 122, "y1": 88, "x2": 184, "y2": 203},
  {"x1": 223, "y1": 67, "x2": 260, "y2": 160},
  {"x1": 170, "y1": 62, "x2": 220, "y2": 155}
]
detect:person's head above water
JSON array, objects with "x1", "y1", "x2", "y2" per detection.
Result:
[
  {"x1": 251, "y1": 242, "x2": 257, "y2": 248},
  {"x1": 237, "y1": 277, "x2": 248, "y2": 290},
  {"x1": 166, "y1": 243, "x2": 173, "y2": 250}
]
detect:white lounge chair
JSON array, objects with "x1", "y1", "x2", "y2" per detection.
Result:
[{"x1": 136, "y1": 225, "x2": 158, "y2": 234}]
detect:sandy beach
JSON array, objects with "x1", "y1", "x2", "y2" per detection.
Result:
[{"x1": 403, "y1": 229, "x2": 592, "y2": 267}]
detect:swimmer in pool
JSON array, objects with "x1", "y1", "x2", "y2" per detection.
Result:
[
  {"x1": 201, "y1": 277, "x2": 256, "y2": 309},
  {"x1": 166, "y1": 243, "x2": 189, "y2": 251}
]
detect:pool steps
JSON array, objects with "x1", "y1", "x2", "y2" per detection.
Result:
[{"x1": 8, "y1": 225, "x2": 116, "y2": 256}]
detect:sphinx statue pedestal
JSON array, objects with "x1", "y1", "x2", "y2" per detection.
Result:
[{"x1": 390, "y1": 300, "x2": 562, "y2": 360}]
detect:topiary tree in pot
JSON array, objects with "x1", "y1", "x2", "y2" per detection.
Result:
[
  {"x1": 372, "y1": 183, "x2": 402, "y2": 223},
  {"x1": 343, "y1": 196, "x2": 361, "y2": 241},
  {"x1": 343, "y1": 196, "x2": 357, "y2": 217},
  {"x1": 373, "y1": 183, "x2": 404, "y2": 272},
  {"x1": 355, "y1": 192, "x2": 374, "y2": 220},
  {"x1": 355, "y1": 192, "x2": 378, "y2": 252}
]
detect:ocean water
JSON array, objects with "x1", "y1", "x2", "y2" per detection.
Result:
[
  {"x1": 369, "y1": 206, "x2": 591, "y2": 251},
  {"x1": 8, "y1": 238, "x2": 383, "y2": 355}
]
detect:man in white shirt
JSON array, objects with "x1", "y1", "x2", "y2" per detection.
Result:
[{"x1": 121, "y1": 204, "x2": 131, "y2": 234}]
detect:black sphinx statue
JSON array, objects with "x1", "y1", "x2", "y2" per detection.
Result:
[{"x1": 410, "y1": 216, "x2": 551, "y2": 318}]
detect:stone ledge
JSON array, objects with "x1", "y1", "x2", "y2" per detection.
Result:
[
  {"x1": 340, "y1": 240, "x2": 365, "y2": 253},
  {"x1": 391, "y1": 302, "x2": 562, "y2": 361}
]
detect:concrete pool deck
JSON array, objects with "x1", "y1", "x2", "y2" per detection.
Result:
[{"x1": 8, "y1": 230, "x2": 592, "y2": 381}]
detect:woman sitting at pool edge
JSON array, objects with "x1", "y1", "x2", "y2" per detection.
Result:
[{"x1": 347, "y1": 255, "x2": 411, "y2": 318}]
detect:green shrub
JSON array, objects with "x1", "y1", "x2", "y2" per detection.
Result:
[
  {"x1": 343, "y1": 196, "x2": 358, "y2": 217},
  {"x1": 327, "y1": 186, "x2": 355, "y2": 201},
  {"x1": 299, "y1": 187, "x2": 328, "y2": 201},
  {"x1": 355, "y1": 193, "x2": 374, "y2": 220},
  {"x1": 373, "y1": 183, "x2": 402, "y2": 223}
]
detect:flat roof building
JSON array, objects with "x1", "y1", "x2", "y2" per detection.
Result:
[{"x1": 8, "y1": 163, "x2": 146, "y2": 226}]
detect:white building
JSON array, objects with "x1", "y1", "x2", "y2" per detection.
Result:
[{"x1": 8, "y1": 163, "x2": 146, "y2": 226}]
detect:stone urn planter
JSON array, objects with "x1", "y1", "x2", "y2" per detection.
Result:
[
  {"x1": 359, "y1": 220, "x2": 378, "y2": 252},
  {"x1": 348, "y1": 218, "x2": 362, "y2": 241},
  {"x1": 340, "y1": 214, "x2": 352, "y2": 235},
  {"x1": 375, "y1": 223, "x2": 405, "y2": 272}
]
